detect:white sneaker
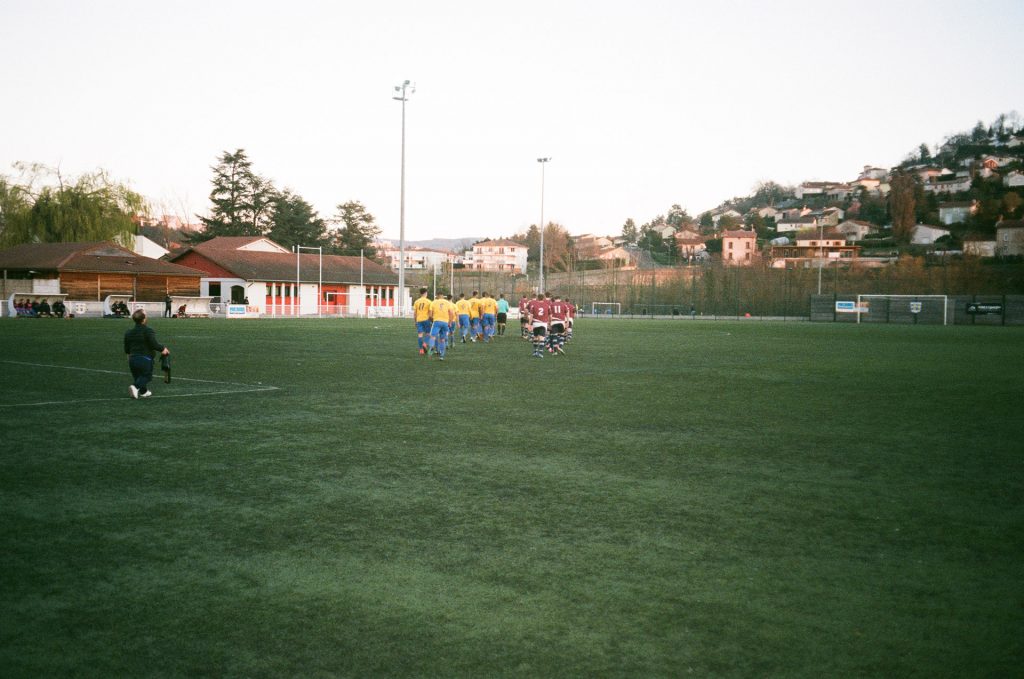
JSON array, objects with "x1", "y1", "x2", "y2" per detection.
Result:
[
  {"x1": 129, "y1": 385, "x2": 139, "y2": 399},
  {"x1": 140, "y1": 390, "x2": 152, "y2": 398}
]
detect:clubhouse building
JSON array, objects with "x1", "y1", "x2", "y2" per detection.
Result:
[
  {"x1": 0, "y1": 241, "x2": 204, "y2": 318},
  {"x1": 169, "y1": 237, "x2": 401, "y2": 316}
]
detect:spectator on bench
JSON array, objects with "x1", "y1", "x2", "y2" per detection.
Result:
[
  {"x1": 52, "y1": 299, "x2": 67, "y2": 318},
  {"x1": 37, "y1": 299, "x2": 52, "y2": 317}
]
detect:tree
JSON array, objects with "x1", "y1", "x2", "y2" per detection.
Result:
[
  {"x1": 717, "y1": 214, "x2": 741, "y2": 230},
  {"x1": 329, "y1": 200, "x2": 380, "y2": 257},
  {"x1": 889, "y1": 170, "x2": 919, "y2": 243},
  {"x1": 0, "y1": 164, "x2": 144, "y2": 247},
  {"x1": 667, "y1": 204, "x2": 691, "y2": 227},
  {"x1": 919, "y1": 143, "x2": 932, "y2": 163},
  {"x1": 1003, "y1": 191, "x2": 1022, "y2": 217},
  {"x1": 542, "y1": 222, "x2": 572, "y2": 272},
  {"x1": 195, "y1": 149, "x2": 276, "y2": 242},
  {"x1": 267, "y1": 189, "x2": 328, "y2": 251},
  {"x1": 970, "y1": 120, "x2": 987, "y2": 143},
  {"x1": 751, "y1": 181, "x2": 790, "y2": 206},
  {"x1": 621, "y1": 218, "x2": 638, "y2": 244}
]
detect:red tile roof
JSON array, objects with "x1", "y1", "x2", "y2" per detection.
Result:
[
  {"x1": 0, "y1": 241, "x2": 204, "y2": 276},
  {"x1": 171, "y1": 237, "x2": 398, "y2": 285},
  {"x1": 474, "y1": 239, "x2": 527, "y2": 248}
]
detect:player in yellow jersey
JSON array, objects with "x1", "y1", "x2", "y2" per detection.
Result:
[
  {"x1": 479, "y1": 291, "x2": 498, "y2": 342},
  {"x1": 454, "y1": 293, "x2": 472, "y2": 343},
  {"x1": 412, "y1": 287, "x2": 432, "y2": 355},
  {"x1": 427, "y1": 293, "x2": 457, "y2": 360},
  {"x1": 468, "y1": 291, "x2": 483, "y2": 342}
]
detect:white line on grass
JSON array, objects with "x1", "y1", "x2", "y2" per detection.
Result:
[{"x1": 0, "y1": 360, "x2": 280, "y2": 408}]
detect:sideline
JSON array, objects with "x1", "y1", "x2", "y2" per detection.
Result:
[{"x1": 0, "y1": 360, "x2": 280, "y2": 408}]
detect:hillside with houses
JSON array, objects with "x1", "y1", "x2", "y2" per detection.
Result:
[{"x1": 366, "y1": 114, "x2": 1024, "y2": 278}]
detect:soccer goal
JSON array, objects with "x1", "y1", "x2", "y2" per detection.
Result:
[
  {"x1": 856, "y1": 294, "x2": 949, "y2": 325},
  {"x1": 591, "y1": 302, "x2": 622, "y2": 316}
]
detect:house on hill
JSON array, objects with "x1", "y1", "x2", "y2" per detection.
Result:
[
  {"x1": 169, "y1": 236, "x2": 399, "y2": 316},
  {"x1": 910, "y1": 224, "x2": 951, "y2": 245},
  {"x1": 721, "y1": 229, "x2": 757, "y2": 266},
  {"x1": 461, "y1": 239, "x2": 528, "y2": 273},
  {"x1": 963, "y1": 233, "x2": 997, "y2": 257},
  {"x1": 776, "y1": 215, "x2": 818, "y2": 234},
  {"x1": 768, "y1": 230, "x2": 860, "y2": 269},
  {"x1": 0, "y1": 241, "x2": 203, "y2": 317},
  {"x1": 938, "y1": 201, "x2": 977, "y2": 225},
  {"x1": 996, "y1": 219, "x2": 1024, "y2": 256},
  {"x1": 378, "y1": 245, "x2": 453, "y2": 273},
  {"x1": 835, "y1": 220, "x2": 875, "y2": 241}
]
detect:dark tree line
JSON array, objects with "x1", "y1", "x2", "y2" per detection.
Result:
[{"x1": 193, "y1": 149, "x2": 381, "y2": 258}]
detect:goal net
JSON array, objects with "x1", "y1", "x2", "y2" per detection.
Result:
[
  {"x1": 591, "y1": 302, "x2": 622, "y2": 316},
  {"x1": 856, "y1": 294, "x2": 949, "y2": 325}
]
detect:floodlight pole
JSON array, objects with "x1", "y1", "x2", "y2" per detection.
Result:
[
  {"x1": 817, "y1": 222, "x2": 824, "y2": 295},
  {"x1": 537, "y1": 157, "x2": 551, "y2": 293},
  {"x1": 394, "y1": 79, "x2": 415, "y2": 317}
]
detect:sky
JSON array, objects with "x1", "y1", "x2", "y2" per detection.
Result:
[{"x1": 2, "y1": 0, "x2": 1022, "y2": 242}]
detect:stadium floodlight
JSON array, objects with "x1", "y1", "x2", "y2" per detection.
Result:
[
  {"x1": 537, "y1": 157, "x2": 551, "y2": 294},
  {"x1": 394, "y1": 80, "x2": 415, "y2": 317}
]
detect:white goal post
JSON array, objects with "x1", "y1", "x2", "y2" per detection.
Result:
[
  {"x1": 856, "y1": 294, "x2": 949, "y2": 325},
  {"x1": 591, "y1": 302, "x2": 622, "y2": 316}
]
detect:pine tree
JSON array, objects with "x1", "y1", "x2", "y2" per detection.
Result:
[
  {"x1": 329, "y1": 201, "x2": 380, "y2": 257},
  {"x1": 268, "y1": 190, "x2": 327, "y2": 251},
  {"x1": 194, "y1": 149, "x2": 276, "y2": 242}
]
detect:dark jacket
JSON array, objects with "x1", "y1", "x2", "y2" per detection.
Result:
[{"x1": 124, "y1": 324, "x2": 165, "y2": 358}]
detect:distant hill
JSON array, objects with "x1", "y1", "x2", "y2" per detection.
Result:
[{"x1": 402, "y1": 237, "x2": 484, "y2": 252}]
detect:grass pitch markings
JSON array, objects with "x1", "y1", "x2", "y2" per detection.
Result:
[{"x1": 0, "y1": 360, "x2": 280, "y2": 408}]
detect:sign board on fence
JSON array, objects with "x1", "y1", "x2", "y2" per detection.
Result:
[
  {"x1": 965, "y1": 302, "x2": 1002, "y2": 315},
  {"x1": 910, "y1": 302, "x2": 923, "y2": 314},
  {"x1": 227, "y1": 304, "x2": 259, "y2": 319},
  {"x1": 835, "y1": 301, "x2": 869, "y2": 313}
]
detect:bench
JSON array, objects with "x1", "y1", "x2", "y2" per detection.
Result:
[
  {"x1": 170, "y1": 296, "x2": 214, "y2": 318},
  {"x1": 7, "y1": 293, "x2": 70, "y2": 318}
]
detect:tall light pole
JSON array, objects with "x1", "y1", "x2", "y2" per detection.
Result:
[
  {"x1": 394, "y1": 80, "x2": 415, "y2": 316},
  {"x1": 817, "y1": 222, "x2": 824, "y2": 295},
  {"x1": 537, "y1": 157, "x2": 551, "y2": 293}
]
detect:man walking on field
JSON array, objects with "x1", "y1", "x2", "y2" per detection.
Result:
[
  {"x1": 548, "y1": 293, "x2": 568, "y2": 355},
  {"x1": 526, "y1": 291, "x2": 551, "y2": 358},
  {"x1": 124, "y1": 309, "x2": 170, "y2": 399},
  {"x1": 468, "y1": 291, "x2": 483, "y2": 342},
  {"x1": 455, "y1": 293, "x2": 472, "y2": 343},
  {"x1": 496, "y1": 293, "x2": 510, "y2": 336},
  {"x1": 413, "y1": 287, "x2": 432, "y2": 355},
  {"x1": 427, "y1": 293, "x2": 456, "y2": 361},
  {"x1": 519, "y1": 295, "x2": 531, "y2": 340},
  {"x1": 480, "y1": 291, "x2": 497, "y2": 342}
]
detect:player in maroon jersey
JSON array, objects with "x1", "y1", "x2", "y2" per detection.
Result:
[
  {"x1": 525, "y1": 292, "x2": 551, "y2": 358},
  {"x1": 564, "y1": 298, "x2": 576, "y2": 342},
  {"x1": 548, "y1": 294, "x2": 568, "y2": 355},
  {"x1": 518, "y1": 295, "x2": 530, "y2": 340}
]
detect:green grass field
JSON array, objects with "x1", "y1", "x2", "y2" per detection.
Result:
[{"x1": 1, "y1": 317, "x2": 1022, "y2": 677}]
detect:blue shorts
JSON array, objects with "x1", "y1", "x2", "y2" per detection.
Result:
[
  {"x1": 416, "y1": 320, "x2": 432, "y2": 334},
  {"x1": 430, "y1": 321, "x2": 450, "y2": 337},
  {"x1": 458, "y1": 314, "x2": 470, "y2": 328}
]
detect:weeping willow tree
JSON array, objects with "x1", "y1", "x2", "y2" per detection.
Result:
[{"x1": 0, "y1": 163, "x2": 146, "y2": 247}]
